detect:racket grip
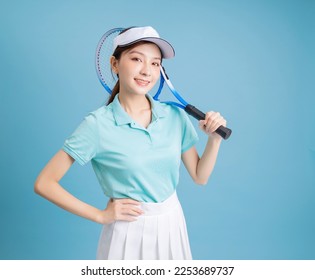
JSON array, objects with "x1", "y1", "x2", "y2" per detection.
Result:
[{"x1": 185, "y1": 104, "x2": 232, "y2": 140}]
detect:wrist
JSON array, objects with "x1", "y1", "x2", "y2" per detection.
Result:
[
  {"x1": 95, "y1": 209, "x2": 106, "y2": 224},
  {"x1": 208, "y1": 135, "x2": 222, "y2": 145}
]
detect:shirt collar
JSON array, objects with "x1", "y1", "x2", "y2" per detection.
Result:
[
  {"x1": 111, "y1": 94, "x2": 167, "y2": 126},
  {"x1": 148, "y1": 94, "x2": 167, "y2": 122}
]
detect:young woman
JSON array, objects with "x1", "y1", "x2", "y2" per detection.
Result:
[{"x1": 34, "y1": 26, "x2": 227, "y2": 260}]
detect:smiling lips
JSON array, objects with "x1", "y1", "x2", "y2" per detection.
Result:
[{"x1": 135, "y1": 78, "x2": 150, "y2": 86}]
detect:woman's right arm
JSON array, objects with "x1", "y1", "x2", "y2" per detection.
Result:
[{"x1": 34, "y1": 150, "x2": 143, "y2": 224}]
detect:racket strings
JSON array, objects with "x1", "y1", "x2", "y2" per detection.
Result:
[{"x1": 96, "y1": 29, "x2": 122, "y2": 93}]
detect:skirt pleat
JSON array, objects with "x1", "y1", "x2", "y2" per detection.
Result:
[
  {"x1": 178, "y1": 206, "x2": 192, "y2": 259},
  {"x1": 157, "y1": 214, "x2": 170, "y2": 259},
  {"x1": 96, "y1": 222, "x2": 115, "y2": 260},
  {"x1": 141, "y1": 216, "x2": 158, "y2": 259},
  {"x1": 169, "y1": 206, "x2": 183, "y2": 259},
  {"x1": 96, "y1": 191, "x2": 192, "y2": 260},
  {"x1": 123, "y1": 216, "x2": 145, "y2": 259},
  {"x1": 107, "y1": 220, "x2": 129, "y2": 259}
]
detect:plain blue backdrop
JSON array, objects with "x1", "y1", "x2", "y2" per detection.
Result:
[{"x1": 1, "y1": 0, "x2": 314, "y2": 259}]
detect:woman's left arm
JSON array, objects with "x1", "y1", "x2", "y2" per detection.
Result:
[{"x1": 181, "y1": 111, "x2": 226, "y2": 185}]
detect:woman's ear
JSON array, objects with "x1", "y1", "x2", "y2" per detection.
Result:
[{"x1": 110, "y1": 56, "x2": 118, "y2": 74}]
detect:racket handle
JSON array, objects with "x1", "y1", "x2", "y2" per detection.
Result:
[{"x1": 185, "y1": 104, "x2": 232, "y2": 140}]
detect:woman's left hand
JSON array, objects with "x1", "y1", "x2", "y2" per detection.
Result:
[{"x1": 199, "y1": 111, "x2": 227, "y2": 139}]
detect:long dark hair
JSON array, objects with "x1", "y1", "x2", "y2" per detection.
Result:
[
  {"x1": 107, "y1": 30, "x2": 162, "y2": 105},
  {"x1": 106, "y1": 44, "x2": 128, "y2": 105}
]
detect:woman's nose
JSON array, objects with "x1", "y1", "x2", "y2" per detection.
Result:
[{"x1": 140, "y1": 62, "x2": 151, "y2": 76}]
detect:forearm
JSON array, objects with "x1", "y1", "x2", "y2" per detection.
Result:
[
  {"x1": 35, "y1": 179, "x2": 103, "y2": 224},
  {"x1": 196, "y1": 137, "x2": 222, "y2": 184}
]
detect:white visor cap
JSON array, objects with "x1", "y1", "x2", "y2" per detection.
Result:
[{"x1": 113, "y1": 26, "x2": 175, "y2": 59}]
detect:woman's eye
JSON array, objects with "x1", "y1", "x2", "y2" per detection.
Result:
[
  {"x1": 153, "y1": 62, "x2": 160, "y2": 67},
  {"x1": 132, "y1": 57, "x2": 141, "y2": 62}
]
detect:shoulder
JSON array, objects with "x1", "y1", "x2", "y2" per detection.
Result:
[
  {"x1": 151, "y1": 98, "x2": 182, "y2": 118},
  {"x1": 83, "y1": 104, "x2": 115, "y2": 124},
  {"x1": 162, "y1": 103, "x2": 191, "y2": 124}
]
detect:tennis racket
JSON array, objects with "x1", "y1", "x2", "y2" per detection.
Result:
[
  {"x1": 95, "y1": 27, "x2": 232, "y2": 140},
  {"x1": 95, "y1": 27, "x2": 124, "y2": 94},
  {"x1": 154, "y1": 67, "x2": 232, "y2": 139}
]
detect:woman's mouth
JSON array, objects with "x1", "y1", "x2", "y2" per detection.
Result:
[{"x1": 134, "y1": 78, "x2": 150, "y2": 86}]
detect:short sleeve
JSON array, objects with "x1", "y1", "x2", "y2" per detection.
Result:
[
  {"x1": 62, "y1": 113, "x2": 99, "y2": 165},
  {"x1": 180, "y1": 110, "x2": 199, "y2": 153}
]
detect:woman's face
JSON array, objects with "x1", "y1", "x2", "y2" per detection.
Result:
[{"x1": 112, "y1": 43, "x2": 162, "y2": 97}]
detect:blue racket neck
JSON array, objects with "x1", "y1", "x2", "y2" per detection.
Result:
[{"x1": 153, "y1": 70, "x2": 188, "y2": 109}]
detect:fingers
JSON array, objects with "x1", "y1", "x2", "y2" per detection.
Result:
[
  {"x1": 119, "y1": 207, "x2": 143, "y2": 222},
  {"x1": 120, "y1": 205, "x2": 144, "y2": 216},
  {"x1": 120, "y1": 198, "x2": 142, "y2": 205},
  {"x1": 106, "y1": 198, "x2": 144, "y2": 223},
  {"x1": 113, "y1": 198, "x2": 144, "y2": 215},
  {"x1": 199, "y1": 111, "x2": 227, "y2": 135}
]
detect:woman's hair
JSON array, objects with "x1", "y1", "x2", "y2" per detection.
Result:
[
  {"x1": 107, "y1": 29, "x2": 162, "y2": 105},
  {"x1": 106, "y1": 44, "x2": 131, "y2": 105}
]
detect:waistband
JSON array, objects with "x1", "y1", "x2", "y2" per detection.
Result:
[{"x1": 139, "y1": 191, "x2": 180, "y2": 216}]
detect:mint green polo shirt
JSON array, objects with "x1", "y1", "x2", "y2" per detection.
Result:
[{"x1": 62, "y1": 94, "x2": 199, "y2": 202}]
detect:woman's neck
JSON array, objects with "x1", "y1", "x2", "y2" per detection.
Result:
[
  {"x1": 118, "y1": 92, "x2": 152, "y2": 128},
  {"x1": 118, "y1": 93, "x2": 151, "y2": 115}
]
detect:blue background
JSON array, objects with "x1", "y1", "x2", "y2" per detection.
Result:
[{"x1": 1, "y1": 0, "x2": 314, "y2": 260}]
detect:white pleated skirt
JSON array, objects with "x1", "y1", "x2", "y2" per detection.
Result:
[{"x1": 96, "y1": 191, "x2": 192, "y2": 260}]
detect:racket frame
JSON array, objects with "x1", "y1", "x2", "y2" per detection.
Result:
[{"x1": 95, "y1": 27, "x2": 124, "y2": 94}]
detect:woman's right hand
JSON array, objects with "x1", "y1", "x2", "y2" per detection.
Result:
[{"x1": 97, "y1": 198, "x2": 144, "y2": 224}]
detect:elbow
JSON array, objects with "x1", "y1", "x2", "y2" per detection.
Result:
[
  {"x1": 34, "y1": 177, "x2": 41, "y2": 195},
  {"x1": 34, "y1": 176, "x2": 46, "y2": 196},
  {"x1": 34, "y1": 174, "x2": 57, "y2": 197}
]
